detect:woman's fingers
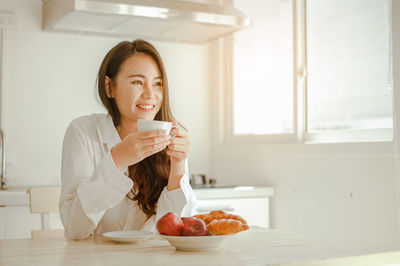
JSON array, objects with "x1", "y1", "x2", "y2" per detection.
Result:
[
  {"x1": 170, "y1": 126, "x2": 188, "y2": 138},
  {"x1": 141, "y1": 139, "x2": 170, "y2": 151},
  {"x1": 169, "y1": 136, "x2": 187, "y2": 145},
  {"x1": 129, "y1": 121, "x2": 190, "y2": 162},
  {"x1": 167, "y1": 122, "x2": 190, "y2": 161},
  {"x1": 168, "y1": 144, "x2": 189, "y2": 153},
  {"x1": 139, "y1": 135, "x2": 171, "y2": 148},
  {"x1": 130, "y1": 129, "x2": 170, "y2": 149},
  {"x1": 115, "y1": 128, "x2": 173, "y2": 168},
  {"x1": 168, "y1": 133, "x2": 190, "y2": 152},
  {"x1": 138, "y1": 129, "x2": 169, "y2": 139},
  {"x1": 166, "y1": 150, "x2": 187, "y2": 160},
  {"x1": 141, "y1": 140, "x2": 170, "y2": 157}
]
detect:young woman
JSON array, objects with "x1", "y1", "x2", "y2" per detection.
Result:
[{"x1": 60, "y1": 40, "x2": 196, "y2": 239}]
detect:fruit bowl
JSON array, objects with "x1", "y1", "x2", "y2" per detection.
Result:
[
  {"x1": 155, "y1": 211, "x2": 249, "y2": 251},
  {"x1": 157, "y1": 232, "x2": 235, "y2": 251}
]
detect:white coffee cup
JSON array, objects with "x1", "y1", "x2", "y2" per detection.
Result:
[{"x1": 137, "y1": 119, "x2": 173, "y2": 134}]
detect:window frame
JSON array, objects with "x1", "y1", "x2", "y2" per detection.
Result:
[{"x1": 222, "y1": 0, "x2": 394, "y2": 147}]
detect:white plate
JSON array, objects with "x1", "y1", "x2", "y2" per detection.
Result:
[
  {"x1": 103, "y1": 230, "x2": 154, "y2": 243},
  {"x1": 157, "y1": 232, "x2": 234, "y2": 251}
]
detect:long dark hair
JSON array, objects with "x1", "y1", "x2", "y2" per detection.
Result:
[{"x1": 97, "y1": 40, "x2": 174, "y2": 219}]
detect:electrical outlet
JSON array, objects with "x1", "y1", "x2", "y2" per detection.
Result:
[{"x1": 0, "y1": 12, "x2": 17, "y2": 29}]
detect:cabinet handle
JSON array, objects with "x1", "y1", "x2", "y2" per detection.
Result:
[{"x1": 194, "y1": 207, "x2": 235, "y2": 213}]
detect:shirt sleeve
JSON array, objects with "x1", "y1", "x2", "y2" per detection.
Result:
[
  {"x1": 59, "y1": 122, "x2": 133, "y2": 240},
  {"x1": 155, "y1": 160, "x2": 197, "y2": 223}
]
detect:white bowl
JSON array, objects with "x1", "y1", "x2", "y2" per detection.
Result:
[{"x1": 157, "y1": 233, "x2": 233, "y2": 251}]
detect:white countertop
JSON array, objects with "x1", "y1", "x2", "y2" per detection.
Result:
[
  {"x1": 0, "y1": 187, "x2": 29, "y2": 206},
  {"x1": 1, "y1": 227, "x2": 399, "y2": 266},
  {"x1": 193, "y1": 186, "x2": 274, "y2": 199},
  {"x1": 0, "y1": 185, "x2": 274, "y2": 206}
]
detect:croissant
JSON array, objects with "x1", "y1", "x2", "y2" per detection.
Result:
[
  {"x1": 209, "y1": 210, "x2": 247, "y2": 225},
  {"x1": 207, "y1": 219, "x2": 249, "y2": 235},
  {"x1": 193, "y1": 213, "x2": 209, "y2": 222},
  {"x1": 194, "y1": 210, "x2": 247, "y2": 225},
  {"x1": 193, "y1": 213, "x2": 215, "y2": 225}
]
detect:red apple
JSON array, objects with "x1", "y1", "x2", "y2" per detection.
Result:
[
  {"x1": 181, "y1": 217, "x2": 208, "y2": 236},
  {"x1": 156, "y1": 212, "x2": 184, "y2": 236}
]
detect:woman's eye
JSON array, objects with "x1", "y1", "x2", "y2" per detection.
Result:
[
  {"x1": 132, "y1": 80, "x2": 143, "y2": 85},
  {"x1": 154, "y1": 82, "x2": 163, "y2": 87}
]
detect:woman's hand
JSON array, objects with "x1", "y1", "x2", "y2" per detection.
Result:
[
  {"x1": 167, "y1": 121, "x2": 190, "y2": 190},
  {"x1": 111, "y1": 130, "x2": 171, "y2": 172}
]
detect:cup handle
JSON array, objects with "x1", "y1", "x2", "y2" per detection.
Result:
[{"x1": 169, "y1": 125, "x2": 178, "y2": 138}]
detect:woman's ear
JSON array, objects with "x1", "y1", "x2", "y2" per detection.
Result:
[{"x1": 105, "y1": 76, "x2": 113, "y2": 98}]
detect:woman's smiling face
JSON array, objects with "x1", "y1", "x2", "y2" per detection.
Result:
[{"x1": 109, "y1": 53, "x2": 163, "y2": 122}]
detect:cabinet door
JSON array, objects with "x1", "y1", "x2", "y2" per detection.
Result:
[
  {"x1": 192, "y1": 197, "x2": 270, "y2": 228},
  {"x1": 0, "y1": 206, "x2": 64, "y2": 240},
  {"x1": 4, "y1": 206, "x2": 41, "y2": 239}
]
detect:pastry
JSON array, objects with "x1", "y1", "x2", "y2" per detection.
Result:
[
  {"x1": 194, "y1": 210, "x2": 247, "y2": 225},
  {"x1": 207, "y1": 219, "x2": 249, "y2": 235},
  {"x1": 209, "y1": 210, "x2": 247, "y2": 225}
]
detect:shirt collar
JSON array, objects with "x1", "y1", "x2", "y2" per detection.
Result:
[{"x1": 96, "y1": 113, "x2": 121, "y2": 149}]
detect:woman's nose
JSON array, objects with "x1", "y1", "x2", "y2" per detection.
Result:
[{"x1": 142, "y1": 83, "x2": 155, "y2": 98}]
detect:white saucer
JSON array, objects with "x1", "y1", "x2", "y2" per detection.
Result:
[{"x1": 103, "y1": 230, "x2": 154, "y2": 243}]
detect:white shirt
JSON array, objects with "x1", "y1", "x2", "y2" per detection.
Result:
[{"x1": 60, "y1": 113, "x2": 196, "y2": 240}]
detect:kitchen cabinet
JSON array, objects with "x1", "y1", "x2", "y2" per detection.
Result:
[
  {"x1": 0, "y1": 206, "x2": 40, "y2": 239},
  {"x1": 0, "y1": 206, "x2": 63, "y2": 239},
  {"x1": 192, "y1": 186, "x2": 274, "y2": 228},
  {"x1": 0, "y1": 188, "x2": 37, "y2": 239},
  {"x1": 0, "y1": 188, "x2": 64, "y2": 240}
]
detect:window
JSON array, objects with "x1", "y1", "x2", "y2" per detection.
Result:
[
  {"x1": 229, "y1": 0, "x2": 393, "y2": 143},
  {"x1": 232, "y1": 0, "x2": 294, "y2": 135}
]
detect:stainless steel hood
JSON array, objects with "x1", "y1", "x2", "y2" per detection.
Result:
[{"x1": 42, "y1": 0, "x2": 251, "y2": 43}]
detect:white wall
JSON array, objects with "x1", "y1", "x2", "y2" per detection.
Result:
[
  {"x1": 0, "y1": 0, "x2": 210, "y2": 186},
  {"x1": 209, "y1": 144, "x2": 399, "y2": 243},
  {"x1": 208, "y1": 3, "x2": 400, "y2": 246}
]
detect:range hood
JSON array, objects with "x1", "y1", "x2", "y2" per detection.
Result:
[{"x1": 42, "y1": 0, "x2": 251, "y2": 43}]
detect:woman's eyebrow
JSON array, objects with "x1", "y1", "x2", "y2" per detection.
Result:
[
  {"x1": 127, "y1": 74, "x2": 162, "y2": 80},
  {"x1": 127, "y1": 74, "x2": 145, "y2": 78}
]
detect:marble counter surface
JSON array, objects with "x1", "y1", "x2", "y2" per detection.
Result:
[{"x1": 0, "y1": 227, "x2": 399, "y2": 266}]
